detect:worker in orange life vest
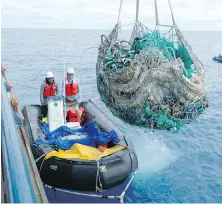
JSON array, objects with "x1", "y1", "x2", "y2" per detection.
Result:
[
  {"x1": 64, "y1": 68, "x2": 80, "y2": 102},
  {"x1": 40, "y1": 72, "x2": 59, "y2": 117},
  {"x1": 63, "y1": 68, "x2": 84, "y2": 123},
  {"x1": 66, "y1": 106, "x2": 85, "y2": 124}
]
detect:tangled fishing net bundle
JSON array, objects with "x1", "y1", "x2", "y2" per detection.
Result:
[{"x1": 96, "y1": 9, "x2": 208, "y2": 131}]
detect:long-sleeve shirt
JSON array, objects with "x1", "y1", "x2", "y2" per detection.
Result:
[{"x1": 40, "y1": 81, "x2": 59, "y2": 105}]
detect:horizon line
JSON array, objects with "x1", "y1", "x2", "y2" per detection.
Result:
[{"x1": 1, "y1": 27, "x2": 221, "y2": 32}]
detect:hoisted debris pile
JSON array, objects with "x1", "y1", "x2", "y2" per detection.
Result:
[{"x1": 96, "y1": 22, "x2": 208, "y2": 131}]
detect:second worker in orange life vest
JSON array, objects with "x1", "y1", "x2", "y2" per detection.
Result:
[
  {"x1": 63, "y1": 68, "x2": 83, "y2": 123},
  {"x1": 64, "y1": 68, "x2": 80, "y2": 103},
  {"x1": 40, "y1": 71, "x2": 59, "y2": 117}
]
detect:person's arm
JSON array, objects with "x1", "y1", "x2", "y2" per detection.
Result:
[
  {"x1": 56, "y1": 83, "x2": 59, "y2": 95},
  {"x1": 40, "y1": 83, "x2": 44, "y2": 105}
]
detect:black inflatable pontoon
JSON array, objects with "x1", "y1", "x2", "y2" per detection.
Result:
[{"x1": 22, "y1": 100, "x2": 138, "y2": 191}]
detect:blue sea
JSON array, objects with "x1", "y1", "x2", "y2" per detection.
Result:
[{"x1": 2, "y1": 28, "x2": 222, "y2": 203}]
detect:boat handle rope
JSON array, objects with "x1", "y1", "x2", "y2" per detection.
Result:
[
  {"x1": 35, "y1": 153, "x2": 46, "y2": 163},
  {"x1": 95, "y1": 159, "x2": 104, "y2": 193}
]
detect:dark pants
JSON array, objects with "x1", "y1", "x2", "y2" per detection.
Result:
[{"x1": 41, "y1": 105, "x2": 48, "y2": 118}]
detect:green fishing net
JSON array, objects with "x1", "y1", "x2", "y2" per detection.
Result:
[{"x1": 96, "y1": 22, "x2": 208, "y2": 131}]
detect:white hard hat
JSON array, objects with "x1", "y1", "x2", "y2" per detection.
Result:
[
  {"x1": 67, "y1": 68, "x2": 75, "y2": 74},
  {"x1": 46, "y1": 71, "x2": 54, "y2": 78}
]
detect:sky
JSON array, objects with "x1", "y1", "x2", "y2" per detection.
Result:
[{"x1": 1, "y1": 0, "x2": 222, "y2": 31}]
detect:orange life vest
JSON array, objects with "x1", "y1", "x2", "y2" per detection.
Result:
[
  {"x1": 67, "y1": 107, "x2": 85, "y2": 123},
  {"x1": 43, "y1": 83, "x2": 56, "y2": 97},
  {"x1": 65, "y1": 78, "x2": 79, "y2": 96}
]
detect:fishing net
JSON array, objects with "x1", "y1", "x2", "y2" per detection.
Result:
[{"x1": 96, "y1": 22, "x2": 208, "y2": 131}]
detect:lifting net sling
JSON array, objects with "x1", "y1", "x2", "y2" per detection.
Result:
[{"x1": 96, "y1": 7, "x2": 208, "y2": 131}]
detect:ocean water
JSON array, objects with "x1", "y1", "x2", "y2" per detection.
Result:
[{"x1": 1, "y1": 28, "x2": 222, "y2": 203}]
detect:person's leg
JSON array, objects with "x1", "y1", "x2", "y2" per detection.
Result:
[{"x1": 41, "y1": 105, "x2": 48, "y2": 118}]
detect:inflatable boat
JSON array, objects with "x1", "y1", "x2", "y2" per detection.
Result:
[{"x1": 22, "y1": 100, "x2": 138, "y2": 192}]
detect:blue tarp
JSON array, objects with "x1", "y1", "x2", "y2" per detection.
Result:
[{"x1": 35, "y1": 121, "x2": 120, "y2": 150}]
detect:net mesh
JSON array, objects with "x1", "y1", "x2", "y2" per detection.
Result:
[{"x1": 96, "y1": 22, "x2": 208, "y2": 131}]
